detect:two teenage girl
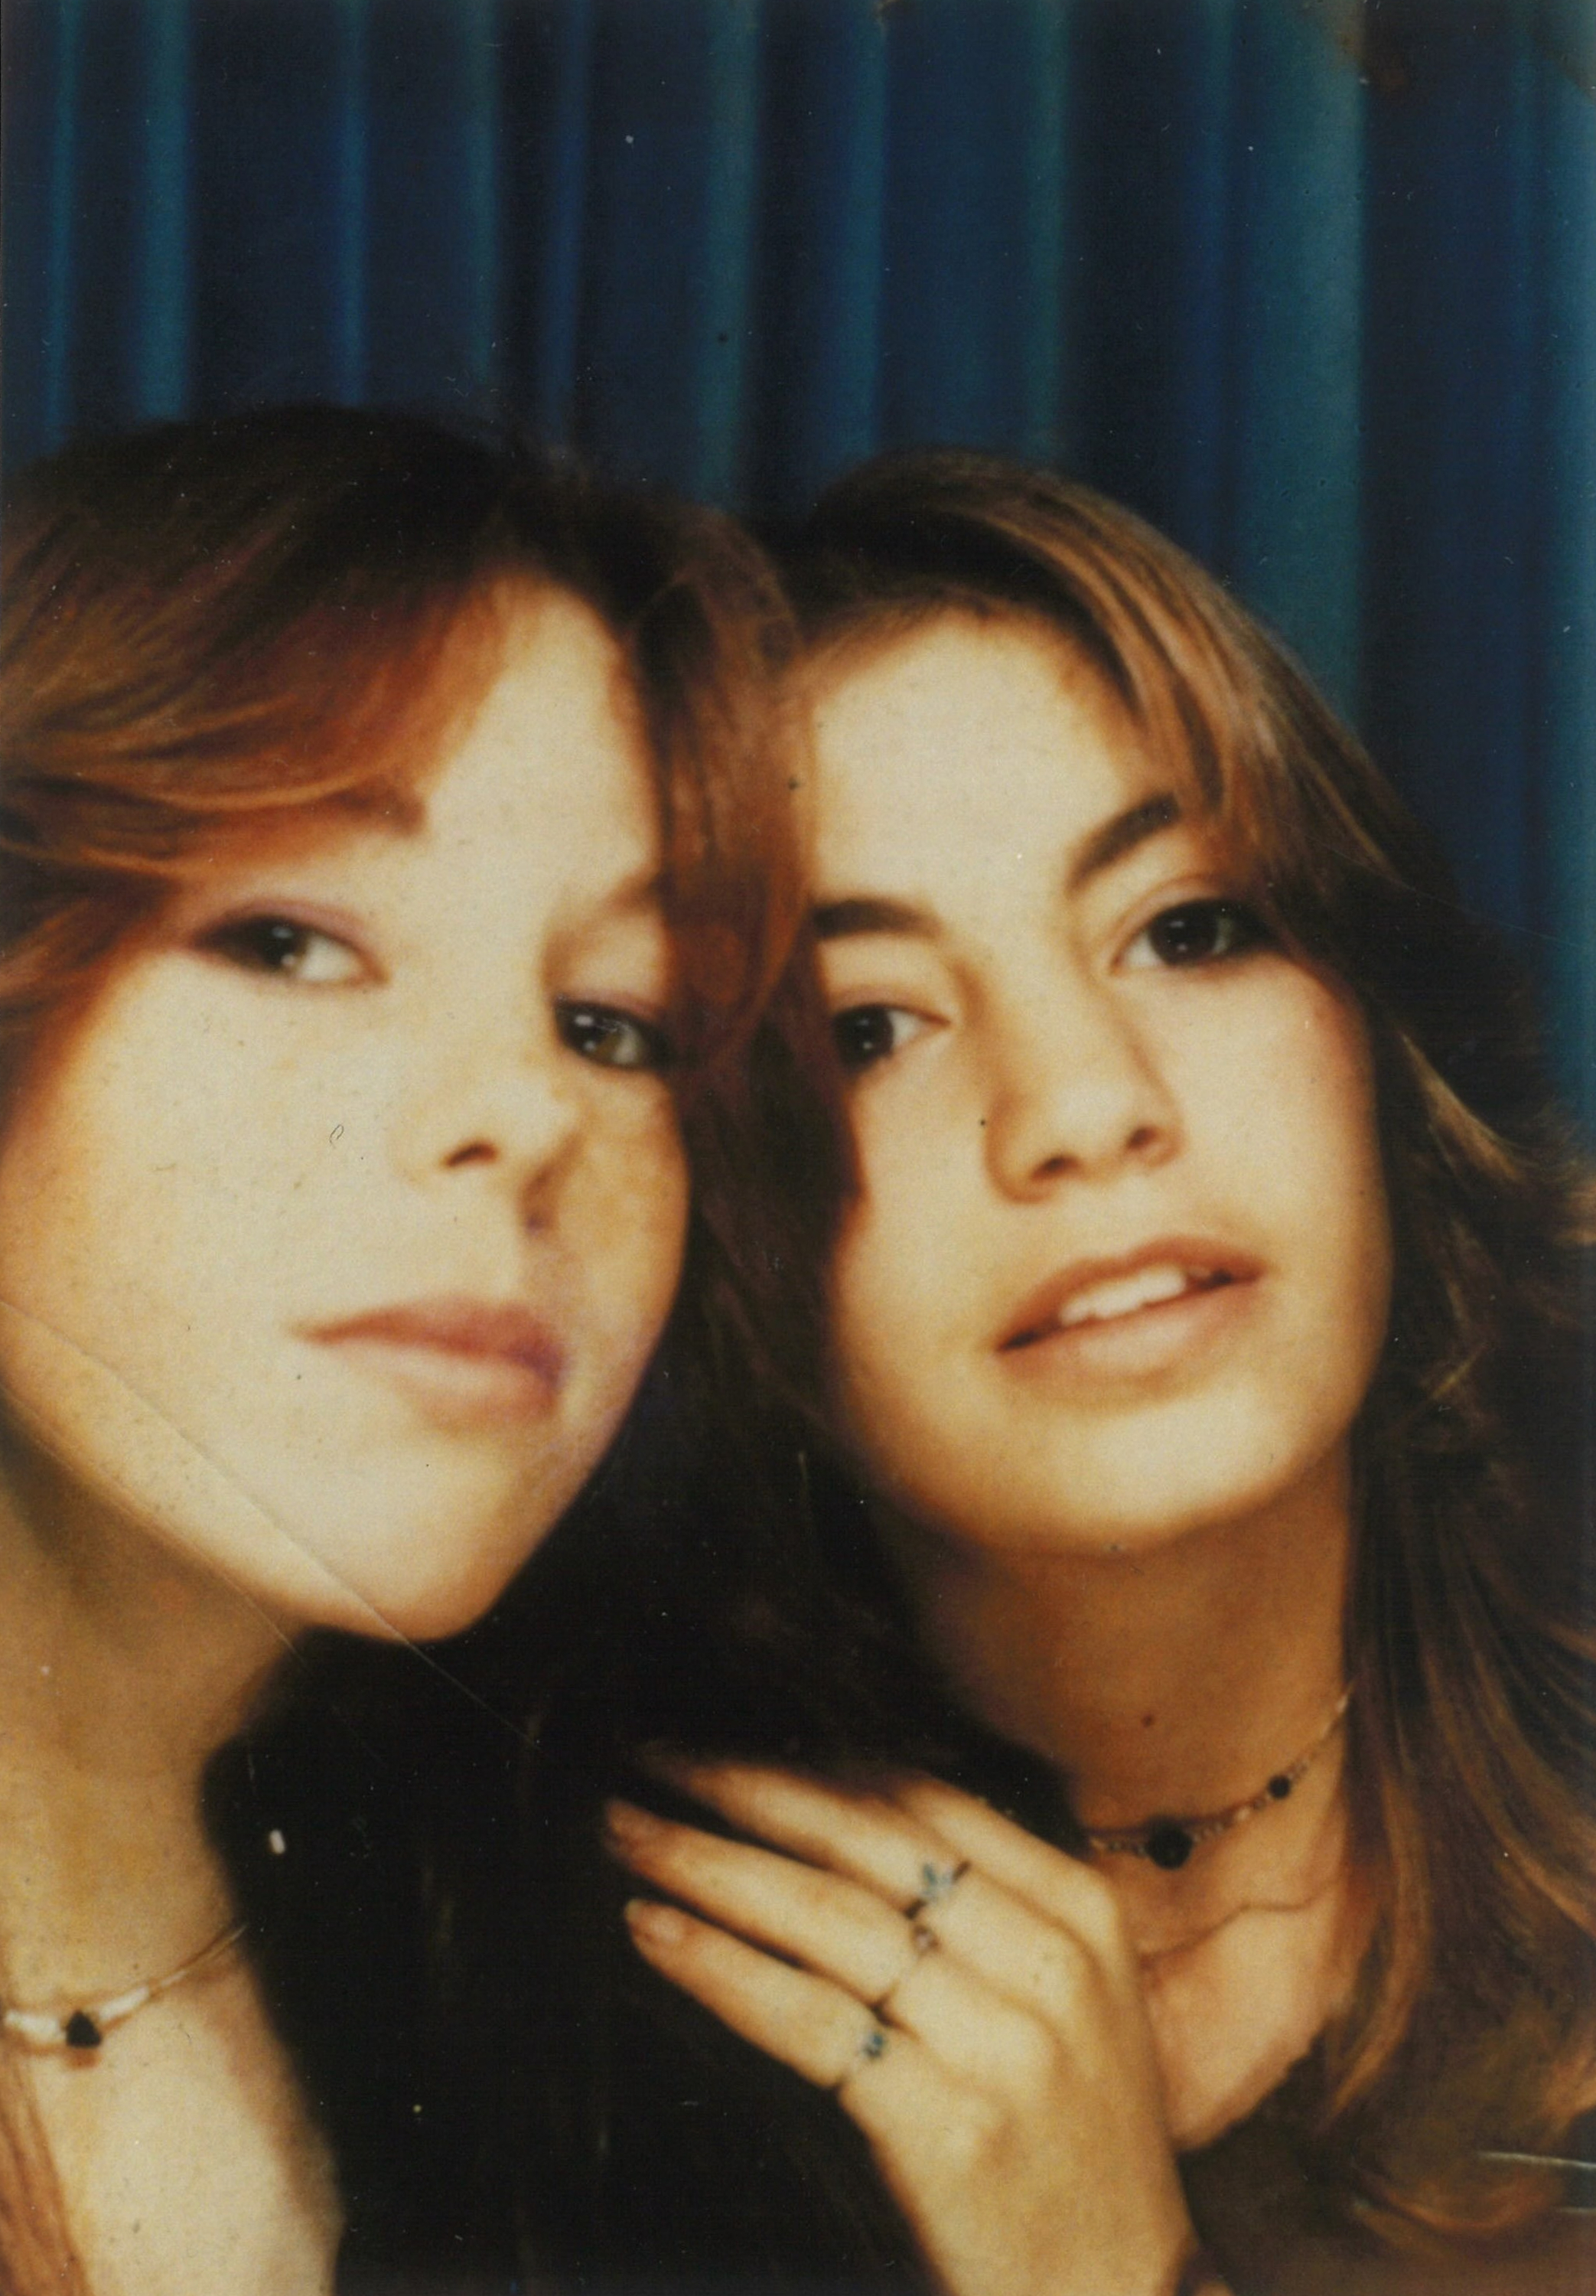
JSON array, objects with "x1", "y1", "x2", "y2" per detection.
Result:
[{"x1": 0, "y1": 413, "x2": 1588, "y2": 2294}]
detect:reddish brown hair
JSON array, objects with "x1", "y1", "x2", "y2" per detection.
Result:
[
  {"x1": 0, "y1": 404, "x2": 810, "y2": 2291},
  {"x1": 774, "y1": 449, "x2": 1596, "y2": 2245},
  {"x1": 0, "y1": 406, "x2": 801, "y2": 1066}
]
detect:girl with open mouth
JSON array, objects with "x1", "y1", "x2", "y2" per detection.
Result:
[{"x1": 574, "y1": 449, "x2": 1595, "y2": 2296}]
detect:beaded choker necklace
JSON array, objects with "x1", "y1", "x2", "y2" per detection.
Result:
[
  {"x1": 1082, "y1": 1688, "x2": 1352, "y2": 1870},
  {"x1": 2, "y1": 1919, "x2": 246, "y2": 2052}
]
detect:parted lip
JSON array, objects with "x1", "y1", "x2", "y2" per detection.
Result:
[
  {"x1": 305, "y1": 1298, "x2": 565, "y2": 1386},
  {"x1": 998, "y1": 1238, "x2": 1262, "y2": 1352}
]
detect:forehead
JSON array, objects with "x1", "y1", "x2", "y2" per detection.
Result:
[
  {"x1": 419, "y1": 585, "x2": 651, "y2": 849},
  {"x1": 157, "y1": 585, "x2": 660, "y2": 930},
  {"x1": 807, "y1": 612, "x2": 1161, "y2": 895}
]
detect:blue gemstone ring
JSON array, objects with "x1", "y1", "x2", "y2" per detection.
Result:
[
  {"x1": 832, "y1": 2017, "x2": 890, "y2": 2092},
  {"x1": 904, "y1": 1857, "x2": 970, "y2": 1922}
]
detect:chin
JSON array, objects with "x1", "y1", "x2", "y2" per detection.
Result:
[
  {"x1": 296, "y1": 1518, "x2": 546, "y2": 1645},
  {"x1": 890, "y1": 1416, "x2": 1344, "y2": 1567},
  {"x1": 1029, "y1": 1443, "x2": 1346, "y2": 1559},
  {"x1": 237, "y1": 1424, "x2": 591, "y2": 1642}
]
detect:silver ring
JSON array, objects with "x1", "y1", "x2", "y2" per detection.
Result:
[
  {"x1": 831, "y1": 2017, "x2": 889, "y2": 2092},
  {"x1": 903, "y1": 1857, "x2": 969, "y2": 1923},
  {"x1": 871, "y1": 1920, "x2": 938, "y2": 2020}
]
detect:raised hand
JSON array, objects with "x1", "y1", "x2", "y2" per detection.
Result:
[{"x1": 607, "y1": 1761, "x2": 1226, "y2": 2296}]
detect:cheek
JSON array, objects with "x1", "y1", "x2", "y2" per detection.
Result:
[
  {"x1": 578, "y1": 1102, "x2": 691, "y2": 1342},
  {"x1": 1192, "y1": 975, "x2": 1393, "y2": 1344},
  {"x1": 1287, "y1": 987, "x2": 1389, "y2": 1254},
  {"x1": 0, "y1": 1026, "x2": 310, "y2": 1356},
  {"x1": 0, "y1": 1035, "x2": 145, "y2": 1331},
  {"x1": 825, "y1": 1188, "x2": 933, "y2": 1452},
  {"x1": 823, "y1": 1065, "x2": 997, "y2": 1432}
]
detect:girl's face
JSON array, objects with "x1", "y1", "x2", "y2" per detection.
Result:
[
  {"x1": 0, "y1": 589, "x2": 689, "y2": 1640},
  {"x1": 809, "y1": 613, "x2": 1393, "y2": 1561}
]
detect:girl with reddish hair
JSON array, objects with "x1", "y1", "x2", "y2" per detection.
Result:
[
  {"x1": 544, "y1": 450, "x2": 1595, "y2": 2296},
  {"x1": 0, "y1": 405, "x2": 802, "y2": 2294}
]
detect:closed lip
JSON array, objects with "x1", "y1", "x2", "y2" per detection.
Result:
[
  {"x1": 998, "y1": 1238, "x2": 1262, "y2": 1352},
  {"x1": 305, "y1": 1297, "x2": 565, "y2": 1422}
]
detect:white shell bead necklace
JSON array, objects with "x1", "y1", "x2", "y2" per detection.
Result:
[{"x1": 2, "y1": 1919, "x2": 247, "y2": 2053}]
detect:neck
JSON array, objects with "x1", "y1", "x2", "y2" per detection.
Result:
[
  {"x1": 884, "y1": 1448, "x2": 1352, "y2": 1831},
  {"x1": 0, "y1": 1424, "x2": 292, "y2": 1996}
]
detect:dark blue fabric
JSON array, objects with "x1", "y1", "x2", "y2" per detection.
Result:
[{"x1": 2, "y1": 0, "x2": 1591, "y2": 1110}]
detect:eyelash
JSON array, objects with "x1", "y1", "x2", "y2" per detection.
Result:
[
  {"x1": 200, "y1": 914, "x2": 368, "y2": 985},
  {"x1": 829, "y1": 899, "x2": 1269, "y2": 1075},
  {"x1": 830, "y1": 1006, "x2": 926, "y2": 1073},
  {"x1": 555, "y1": 1003, "x2": 675, "y2": 1075},
  {"x1": 200, "y1": 918, "x2": 673, "y2": 1073},
  {"x1": 1122, "y1": 896, "x2": 1269, "y2": 970}
]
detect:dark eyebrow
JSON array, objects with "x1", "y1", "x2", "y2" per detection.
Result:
[
  {"x1": 813, "y1": 794, "x2": 1184, "y2": 947},
  {"x1": 813, "y1": 895, "x2": 939, "y2": 944},
  {"x1": 1065, "y1": 792, "x2": 1182, "y2": 893},
  {"x1": 813, "y1": 793, "x2": 1184, "y2": 945}
]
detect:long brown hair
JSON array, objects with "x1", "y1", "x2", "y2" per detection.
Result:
[
  {"x1": 0, "y1": 404, "x2": 807, "y2": 2291},
  {"x1": 772, "y1": 448, "x2": 1596, "y2": 2242}
]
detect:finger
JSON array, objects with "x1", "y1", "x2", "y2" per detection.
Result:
[
  {"x1": 629, "y1": 1763, "x2": 1129, "y2": 2039},
  {"x1": 606, "y1": 1801, "x2": 928, "y2": 2006},
  {"x1": 862, "y1": 1926, "x2": 1089, "y2": 2095},
  {"x1": 621, "y1": 1896, "x2": 924, "y2": 2108},
  {"x1": 648, "y1": 1756, "x2": 1129, "y2": 1986},
  {"x1": 611, "y1": 1800, "x2": 1103, "y2": 2092},
  {"x1": 611, "y1": 1800, "x2": 1088, "y2": 2094},
  {"x1": 642, "y1": 1755, "x2": 951, "y2": 1910},
  {"x1": 621, "y1": 1898, "x2": 1002, "y2": 2179},
  {"x1": 894, "y1": 1776, "x2": 1135, "y2": 1978},
  {"x1": 634, "y1": 1765, "x2": 1129, "y2": 2038},
  {"x1": 903, "y1": 1864, "x2": 1125, "y2": 2050}
]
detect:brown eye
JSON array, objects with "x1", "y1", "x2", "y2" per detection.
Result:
[
  {"x1": 201, "y1": 915, "x2": 366, "y2": 984},
  {"x1": 831, "y1": 1006, "x2": 925, "y2": 1071},
  {"x1": 1129, "y1": 900, "x2": 1267, "y2": 970}
]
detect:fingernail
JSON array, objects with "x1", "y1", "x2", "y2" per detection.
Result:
[
  {"x1": 604, "y1": 1799, "x2": 663, "y2": 1848},
  {"x1": 624, "y1": 1898, "x2": 690, "y2": 1949}
]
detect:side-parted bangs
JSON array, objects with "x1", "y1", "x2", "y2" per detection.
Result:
[
  {"x1": 777, "y1": 448, "x2": 1596, "y2": 2244},
  {"x1": 0, "y1": 407, "x2": 800, "y2": 1090}
]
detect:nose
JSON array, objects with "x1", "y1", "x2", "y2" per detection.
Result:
[
  {"x1": 982, "y1": 977, "x2": 1178, "y2": 1198},
  {"x1": 396, "y1": 1015, "x2": 585, "y2": 1212}
]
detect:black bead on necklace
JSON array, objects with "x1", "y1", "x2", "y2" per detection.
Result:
[
  {"x1": 1, "y1": 1919, "x2": 246, "y2": 2052},
  {"x1": 1082, "y1": 1688, "x2": 1351, "y2": 1870}
]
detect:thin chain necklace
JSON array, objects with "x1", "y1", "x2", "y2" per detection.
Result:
[
  {"x1": 2, "y1": 1918, "x2": 247, "y2": 2053},
  {"x1": 1083, "y1": 1687, "x2": 1352, "y2": 1870}
]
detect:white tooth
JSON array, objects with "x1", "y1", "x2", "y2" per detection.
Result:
[{"x1": 1058, "y1": 1264, "x2": 1191, "y2": 1329}]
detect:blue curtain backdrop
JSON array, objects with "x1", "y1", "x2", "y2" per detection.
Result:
[{"x1": 3, "y1": 0, "x2": 1593, "y2": 1112}]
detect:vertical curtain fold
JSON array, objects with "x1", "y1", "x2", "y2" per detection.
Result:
[
  {"x1": 1227, "y1": 0, "x2": 1363, "y2": 714},
  {"x1": 686, "y1": 0, "x2": 761, "y2": 504},
  {"x1": 501, "y1": 0, "x2": 593, "y2": 443},
  {"x1": 132, "y1": 0, "x2": 192, "y2": 420},
  {"x1": 331, "y1": 0, "x2": 370, "y2": 404},
  {"x1": 1531, "y1": 1, "x2": 1596, "y2": 1120},
  {"x1": 750, "y1": 0, "x2": 889, "y2": 517},
  {"x1": 42, "y1": 0, "x2": 86, "y2": 442},
  {"x1": 1363, "y1": 9, "x2": 1556, "y2": 945}
]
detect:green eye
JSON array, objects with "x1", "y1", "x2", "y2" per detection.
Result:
[
  {"x1": 1126, "y1": 900, "x2": 1268, "y2": 970},
  {"x1": 558, "y1": 1003, "x2": 674, "y2": 1073},
  {"x1": 202, "y1": 915, "x2": 366, "y2": 985}
]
